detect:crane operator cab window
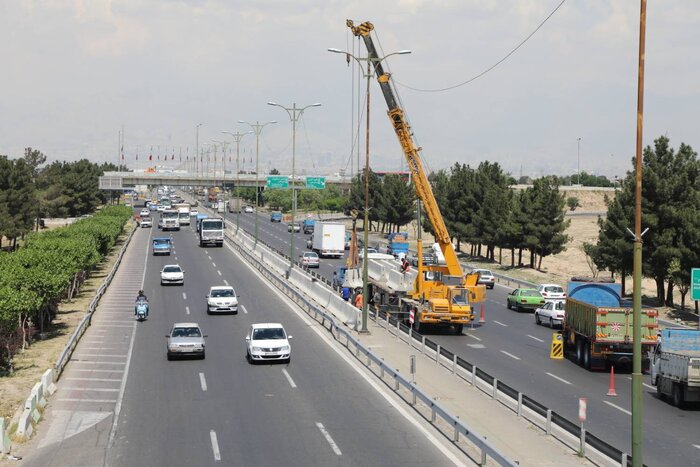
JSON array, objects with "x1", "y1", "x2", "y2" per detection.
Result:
[{"x1": 451, "y1": 289, "x2": 469, "y2": 306}]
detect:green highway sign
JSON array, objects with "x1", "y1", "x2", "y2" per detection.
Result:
[
  {"x1": 692, "y1": 268, "x2": 700, "y2": 301},
  {"x1": 305, "y1": 176, "x2": 326, "y2": 190},
  {"x1": 266, "y1": 176, "x2": 289, "y2": 189}
]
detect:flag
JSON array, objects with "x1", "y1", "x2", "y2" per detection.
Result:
[
  {"x1": 179, "y1": 148, "x2": 182, "y2": 162},
  {"x1": 149, "y1": 154, "x2": 153, "y2": 161},
  {"x1": 171, "y1": 154, "x2": 174, "y2": 160},
  {"x1": 136, "y1": 154, "x2": 139, "y2": 161}
]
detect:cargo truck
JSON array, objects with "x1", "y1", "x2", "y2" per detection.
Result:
[
  {"x1": 563, "y1": 278, "x2": 658, "y2": 371},
  {"x1": 228, "y1": 197, "x2": 244, "y2": 214},
  {"x1": 199, "y1": 217, "x2": 225, "y2": 247},
  {"x1": 160, "y1": 209, "x2": 180, "y2": 231},
  {"x1": 651, "y1": 329, "x2": 700, "y2": 407},
  {"x1": 302, "y1": 219, "x2": 315, "y2": 234},
  {"x1": 387, "y1": 232, "x2": 409, "y2": 259},
  {"x1": 311, "y1": 223, "x2": 345, "y2": 258},
  {"x1": 174, "y1": 203, "x2": 191, "y2": 226}
]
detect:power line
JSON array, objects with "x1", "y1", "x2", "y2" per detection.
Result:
[{"x1": 394, "y1": 0, "x2": 568, "y2": 93}]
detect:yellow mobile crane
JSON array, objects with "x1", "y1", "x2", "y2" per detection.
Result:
[{"x1": 348, "y1": 20, "x2": 485, "y2": 334}]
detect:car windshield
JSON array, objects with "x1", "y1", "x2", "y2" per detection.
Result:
[
  {"x1": 544, "y1": 286, "x2": 564, "y2": 293},
  {"x1": 173, "y1": 327, "x2": 201, "y2": 338},
  {"x1": 304, "y1": 253, "x2": 317, "y2": 258},
  {"x1": 553, "y1": 301, "x2": 565, "y2": 310},
  {"x1": 253, "y1": 328, "x2": 286, "y2": 340},
  {"x1": 521, "y1": 290, "x2": 541, "y2": 297},
  {"x1": 154, "y1": 239, "x2": 169, "y2": 245},
  {"x1": 163, "y1": 266, "x2": 181, "y2": 273},
  {"x1": 202, "y1": 220, "x2": 223, "y2": 229},
  {"x1": 211, "y1": 289, "x2": 234, "y2": 297},
  {"x1": 478, "y1": 270, "x2": 493, "y2": 276}
]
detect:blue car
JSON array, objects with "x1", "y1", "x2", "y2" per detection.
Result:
[{"x1": 152, "y1": 237, "x2": 172, "y2": 256}]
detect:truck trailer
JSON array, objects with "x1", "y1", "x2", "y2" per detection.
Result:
[
  {"x1": 311, "y1": 223, "x2": 345, "y2": 258},
  {"x1": 563, "y1": 278, "x2": 658, "y2": 370},
  {"x1": 651, "y1": 329, "x2": 700, "y2": 407}
]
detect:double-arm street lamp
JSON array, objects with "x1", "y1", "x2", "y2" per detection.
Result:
[
  {"x1": 238, "y1": 120, "x2": 277, "y2": 245},
  {"x1": 328, "y1": 46, "x2": 411, "y2": 332},
  {"x1": 223, "y1": 130, "x2": 253, "y2": 232},
  {"x1": 267, "y1": 101, "x2": 322, "y2": 271}
]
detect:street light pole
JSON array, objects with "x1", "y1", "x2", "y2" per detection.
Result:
[
  {"x1": 267, "y1": 101, "x2": 322, "y2": 271},
  {"x1": 577, "y1": 137, "x2": 582, "y2": 185},
  {"x1": 328, "y1": 46, "x2": 411, "y2": 332},
  {"x1": 239, "y1": 120, "x2": 277, "y2": 246},
  {"x1": 196, "y1": 123, "x2": 202, "y2": 176},
  {"x1": 223, "y1": 130, "x2": 252, "y2": 233}
]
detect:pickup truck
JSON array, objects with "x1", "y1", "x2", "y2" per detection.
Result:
[
  {"x1": 651, "y1": 329, "x2": 700, "y2": 407},
  {"x1": 152, "y1": 237, "x2": 172, "y2": 256},
  {"x1": 302, "y1": 219, "x2": 315, "y2": 234},
  {"x1": 270, "y1": 212, "x2": 282, "y2": 222}
]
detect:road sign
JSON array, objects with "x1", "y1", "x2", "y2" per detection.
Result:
[
  {"x1": 266, "y1": 176, "x2": 288, "y2": 189},
  {"x1": 692, "y1": 268, "x2": 700, "y2": 301},
  {"x1": 578, "y1": 397, "x2": 587, "y2": 422},
  {"x1": 305, "y1": 176, "x2": 326, "y2": 189}
]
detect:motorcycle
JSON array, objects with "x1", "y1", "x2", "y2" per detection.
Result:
[{"x1": 135, "y1": 299, "x2": 149, "y2": 321}]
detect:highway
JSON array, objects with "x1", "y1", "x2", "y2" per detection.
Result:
[
  {"x1": 103, "y1": 218, "x2": 462, "y2": 466},
  {"x1": 229, "y1": 208, "x2": 700, "y2": 467}
]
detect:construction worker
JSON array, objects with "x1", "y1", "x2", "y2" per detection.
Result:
[{"x1": 354, "y1": 289, "x2": 363, "y2": 309}]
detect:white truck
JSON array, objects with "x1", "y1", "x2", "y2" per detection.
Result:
[
  {"x1": 311, "y1": 222, "x2": 345, "y2": 258},
  {"x1": 160, "y1": 209, "x2": 180, "y2": 231},
  {"x1": 228, "y1": 197, "x2": 244, "y2": 214},
  {"x1": 174, "y1": 203, "x2": 191, "y2": 226},
  {"x1": 199, "y1": 217, "x2": 225, "y2": 247},
  {"x1": 651, "y1": 328, "x2": 700, "y2": 407}
]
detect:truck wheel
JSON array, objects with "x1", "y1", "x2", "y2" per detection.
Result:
[
  {"x1": 656, "y1": 379, "x2": 663, "y2": 398},
  {"x1": 412, "y1": 319, "x2": 421, "y2": 333},
  {"x1": 455, "y1": 324, "x2": 464, "y2": 335},
  {"x1": 672, "y1": 384, "x2": 684, "y2": 408},
  {"x1": 575, "y1": 338, "x2": 583, "y2": 365},
  {"x1": 583, "y1": 342, "x2": 591, "y2": 370}
]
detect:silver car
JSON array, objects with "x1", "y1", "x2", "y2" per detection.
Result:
[
  {"x1": 474, "y1": 269, "x2": 496, "y2": 289},
  {"x1": 166, "y1": 322, "x2": 206, "y2": 360}
]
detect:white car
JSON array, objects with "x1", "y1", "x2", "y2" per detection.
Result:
[
  {"x1": 300, "y1": 251, "x2": 320, "y2": 268},
  {"x1": 139, "y1": 208, "x2": 150, "y2": 217},
  {"x1": 157, "y1": 205, "x2": 166, "y2": 212},
  {"x1": 160, "y1": 264, "x2": 185, "y2": 286},
  {"x1": 537, "y1": 284, "x2": 566, "y2": 301},
  {"x1": 246, "y1": 323, "x2": 292, "y2": 364},
  {"x1": 140, "y1": 218, "x2": 153, "y2": 228},
  {"x1": 534, "y1": 299, "x2": 566, "y2": 328},
  {"x1": 206, "y1": 286, "x2": 239, "y2": 314},
  {"x1": 473, "y1": 269, "x2": 495, "y2": 289},
  {"x1": 189, "y1": 209, "x2": 199, "y2": 217},
  {"x1": 166, "y1": 322, "x2": 206, "y2": 360},
  {"x1": 244, "y1": 206, "x2": 254, "y2": 213}
]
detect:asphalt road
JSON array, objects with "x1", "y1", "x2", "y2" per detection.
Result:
[
  {"x1": 230, "y1": 208, "x2": 700, "y2": 466},
  {"x1": 106, "y1": 215, "x2": 462, "y2": 466}
]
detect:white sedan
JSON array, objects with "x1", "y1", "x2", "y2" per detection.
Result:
[
  {"x1": 537, "y1": 283, "x2": 566, "y2": 300},
  {"x1": 534, "y1": 299, "x2": 566, "y2": 328},
  {"x1": 244, "y1": 206, "x2": 254, "y2": 213},
  {"x1": 246, "y1": 323, "x2": 292, "y2": 364},
  {"x1": 139, "y1": 208, "x2": 150, "y2": 217},
  {"x1": 300, "y1": 251, "x2": 320, "y2": 268},
  {"x1": 189, "y1": 209, "x2": 199, "y2": 217},
  {"x1": 160, "y1": 264, "x2": 185, "y2": 286}
]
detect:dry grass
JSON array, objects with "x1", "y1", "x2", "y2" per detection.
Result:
[{"x1": 0, "y1": 224, "x2": 132, "y2": 421}]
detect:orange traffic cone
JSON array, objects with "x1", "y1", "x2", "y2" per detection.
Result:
[
  {"x1": 607, "y1": 366, "x2": 618, "y2": 396},
  {"x1": 478, "y1": 303, "x2": 486, "y2": 324}
]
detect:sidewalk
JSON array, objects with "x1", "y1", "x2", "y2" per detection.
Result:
[{"x1": 349, "y1": 318, "x2": 596, "y2": 466}]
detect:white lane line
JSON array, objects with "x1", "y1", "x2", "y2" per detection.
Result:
[
  {"x1": 240, "y1": 305, "x2": 248, "y2": 314},
  {"x1": 107, "y1": 316, "x2": 139, "y2": 449},
  {"x1": 182, "y1": 292, "x2": 187, "y2": 300},
  {"x1": 212, "y1": 262, "x2": 217, "y2": 267},
  {"x1": 65, "y1": 378, "x2": 121, "y2": 383},
  {"x1": 527, "y1": 335, "x2": 545, "y2": 343},
  {"x1": 604, "y1": 400, "x2": 631, "y2": 416},
  {"x1": 493, "y1": 320, "x2": 507, "y2": 327},
  {"x1": 282, "y1": 369, "x2": 297, "y2": 388},
  {"x1": 694, "y1": 444, "x2": 700, "y2": 451},
  {"x1": 546, "y1": 372, "x2": 572, "y2": 385},
  {"x1": 210, "y1": 430, "x2": 221, "y2": 461},
  {"x1": 316, "y1": 422, "x2": 342, "y2": 456},
  {"x1": 199, "y1": 372, "x2": 208, "y2": 391},
  {"x1": 185, "y1": 306, "x2": 190, "y2": 315},
  {"x1": 56, "y1": 398, "x2": 117, "y2": 403},
  {"x1": 643, "y1": 382, "x2": 655, "y2": 390},
  {"x1": 223, "y1": 280, "x2": 229, "y2": 286},
  {"x1": 465, "y1": 334, "x2": 482, "y2": 341},
  {"x1": 62, "y1": 387, "x2": 120, "y2": 393},
  {"x1": 500, "y1": 350, "x2": 521, "y2": 361},
  {"x1": 174, "y1": 256, "x2": 178, "y2": 260},
  {"x1": 217, "y1": 270, "x2": 222, "y2": 276}
]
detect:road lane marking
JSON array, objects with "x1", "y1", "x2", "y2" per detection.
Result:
[
  {"x1": 240, "y1": 305, "x2": 248, "y2": 314},
  {"x1": 199, "y1": 373, "x2": 208, "y2": 391},
  {"x1": 465, "y1": 334, "x2": 482, "y2": 341},
  {"x1": 174, "y1": 256, "x2": 178, "y2": 260},
  {"x1": 282, "y1": 369, "x2": 297, "y2": 388},
  {"x1": 694, "y1": 444, "x2": 700, "y2": 451},
  {"x1": 500, "y1": 350, "x2": 521, "y2": 360},
  {"x1": 604, "y1": 401, "x2": 631, "y2": 415},
  {"x1": 223, "y1": 280, "x2": 229, "y2": 286},
  {"x1": 626, "y1": 376, "x2": 656, "y2": 391},
  {"x1": 224, "y1": 239, "x2": 465, "y2": 466},
  {"x1": 316, "y1": 422, "x2": 342, "y2": 455},
  {"x1": 182, "y1": 292, "x2": 187, "y2": 300},
  {"x1": 527, "y1": 335, "x2": 545, "y2": 343},
  {"x1": 493, "y1": 320, "x2": 507, "y2": 327},
  {"x1": 546, "y1": 372, "x2": 572, "y2": 385},
  {"x1": 217, "y1": 270, "x2": 222, "y2": 276},
  {"x1": 468, "y1": 344, "x2": 485, "y2": 349},
  {"x1": 185, "y1": 306, "x2": 190, "y2": 315},
  {"x1": 210, "y1": 430, "x2": 221, "y2": 461}
]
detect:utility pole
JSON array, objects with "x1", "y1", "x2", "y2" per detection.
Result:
[
  {"x1": 223, "y1": 131, "x2": 252, "y2": 232},
  {"x1": 631, "y1": 1, "x2": 647, "y2": 465}
]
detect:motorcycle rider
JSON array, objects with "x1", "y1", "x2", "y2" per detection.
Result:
[{"x1": 135, "y1": 289, "x2": 149, "y2": 317}]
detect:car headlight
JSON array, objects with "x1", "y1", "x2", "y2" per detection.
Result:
[
  {"x1": 252, "y1": 346, "x2": 263, "y2": 352},
  {"x1": 280, "y1": 345, "x2": 290, "y2": 352},
  {"x1": 168, "y1": 344, "x2": 178, "y2": 350}
]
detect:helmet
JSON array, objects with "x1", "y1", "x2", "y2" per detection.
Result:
[{"x1": 139, "y1": 289, "x2": 144, "y2": 295}]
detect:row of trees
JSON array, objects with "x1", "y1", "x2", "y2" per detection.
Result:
[
  {"x1": 0, "y1": 148, "x2": 119, "y2": 248},
  {"x1": 586, "y1": 136, "x2": 699, "y2": 307},
  {"x1": 0, "y1": 206, "x2": 132, "y2": 372}
]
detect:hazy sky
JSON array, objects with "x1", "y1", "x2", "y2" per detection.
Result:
[{"x1": 1, "y1": 1, "x2": 697, "y2": 179}]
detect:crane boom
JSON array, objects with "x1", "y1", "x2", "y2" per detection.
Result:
[{"x1": 347, "y1": 19, "x2": 463, "y2": 277}]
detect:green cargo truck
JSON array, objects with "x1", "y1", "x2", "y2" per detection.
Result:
[{"x1": 563, "y1": 278, "x2": 658, "y2": 371}]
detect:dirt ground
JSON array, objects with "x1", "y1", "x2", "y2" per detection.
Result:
[{"x1": 0, "y1": 223, "x2": 133, "y2": 422}]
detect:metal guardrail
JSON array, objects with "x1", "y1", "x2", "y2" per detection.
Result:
[
  {"x1": 54, "y1": 225, "x2": 137, "y2": 378},
  {"x1": 223, "y1": 228, "x2": 517, "y2": 466}
]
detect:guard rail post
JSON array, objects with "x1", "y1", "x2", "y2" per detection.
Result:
[
  {"x1": 546, "y1": 409, "x2": 552, "y2": 435},
  {"x1": 517, "y1": 393, "x2": 523, "y2": 417},
  {"x1": 472, "y1": 365, "x2": 477, "y2": 386},
  {"x1": 492, "y1": 378, "x2": 498, "y2": 399}
]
